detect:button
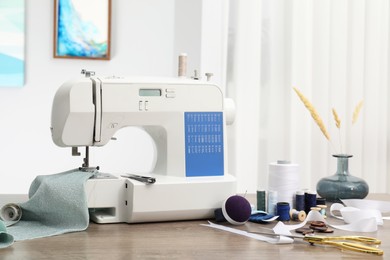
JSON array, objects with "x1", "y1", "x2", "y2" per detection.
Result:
[
  {"x1": 166, "y1": 93, "x2": 176, "y2": 98},
  {"x1": 166, "y1": 88, "x2": 176, "y2": 93},
  {"x1": 139, "y1": 101, "x2": 143, "y2": 111},
  {"x1": 145, "y1": 100, "x2": 149, "y2": 110}
]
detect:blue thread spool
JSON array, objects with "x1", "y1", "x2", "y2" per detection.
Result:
[
  {"x1": 276, "y1": 202, "x2": 290, "y2": 221},
  {"x1": 316, "y1": 197, "x2": 326, "y2": 205},
  {"x1": 295, "y1": 191, "x2": 305, "y2": 211},
  {"x1": 304, "y1": 191, "x2": 317, "y2": 214}
]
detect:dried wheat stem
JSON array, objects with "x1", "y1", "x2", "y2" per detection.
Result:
[
  {"x1": 352, "y1": 100, "x2": 364, "y2": 124},
  {"x1": 293, "y1": 87, "x2": 331, "y2": 140},
  {"x1": 332, "y1": 108, "x2": 342, "y2": 153},
  {"x1": 332, "y1": 108, "x2": 341, "y2": 129}
]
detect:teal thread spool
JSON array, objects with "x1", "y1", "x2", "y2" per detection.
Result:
[{"x1": 256, "y1": 190, "x2": 266, "y2": 211}]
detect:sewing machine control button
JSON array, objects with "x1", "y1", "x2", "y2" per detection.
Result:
[
  {"x1": 145, "y1": 101, "x2": 149, "y2": 110},
  {"x1": 166, "y1": 93, "x2": 176, "y2": 98},
  {"x1": 139, "y1": 101, "x2": 143, "y2": 111},
  {"x1": 166, "y1": 88, "x2": 175, "y2": 93}
]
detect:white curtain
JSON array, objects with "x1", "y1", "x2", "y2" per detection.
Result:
[{"x1": 226, "y1": 0, "x2": 390, "y2": 194}]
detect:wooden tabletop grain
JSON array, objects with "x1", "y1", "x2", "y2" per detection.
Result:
[{"x1": 0, "y1": 193, "x2": 388, "y2": 259}]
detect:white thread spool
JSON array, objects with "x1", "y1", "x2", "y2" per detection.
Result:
[
  {"x1": 267, "y1": 190, "x2": 278, "y2": 215},
  {"x1": 178, "y1": 53, "x2": 187, "y2": 78},
  {"x1": 268, "y1": 160, "x2": 300, "y2": 209}
]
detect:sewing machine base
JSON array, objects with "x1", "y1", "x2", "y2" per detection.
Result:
[{"x1": 85, "y1": 173, "x2": 236, "y2": 224}]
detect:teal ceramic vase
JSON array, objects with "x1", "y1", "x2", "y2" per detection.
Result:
[{"x1": 316, "y1": 154, "x2": 369, "y2": 202}]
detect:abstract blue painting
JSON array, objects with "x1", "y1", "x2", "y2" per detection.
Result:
[
  {"x1": 54, "y1": 0, "x2": 111, "y2": 59},
  {"x1": 0, "y1": 0, "x2": 25, "y2": 87}
]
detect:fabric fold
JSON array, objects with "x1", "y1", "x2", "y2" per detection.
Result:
[{"x1": 7, "y1": 169, "x2": 94, "y2": 241}]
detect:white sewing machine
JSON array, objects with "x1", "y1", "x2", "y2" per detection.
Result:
[{"x1": 51, "y1": 73, "x2": 236, "y2": 224}]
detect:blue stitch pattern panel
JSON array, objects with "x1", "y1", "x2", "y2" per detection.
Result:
[{"x1": 184, "y1": 112, "x2": 224, "y2": 177}]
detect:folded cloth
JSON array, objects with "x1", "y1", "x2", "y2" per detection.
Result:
[
  {"x1": 0, "y1": 220, "x2": 14, "y2": 248},
  {"x1": 7, "y1": 169, "x2": 94, "y2": 241}
]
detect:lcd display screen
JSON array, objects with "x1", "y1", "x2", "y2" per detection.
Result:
[{"x1": 139, "y1": 89, "x2": 161, "y2": 96}]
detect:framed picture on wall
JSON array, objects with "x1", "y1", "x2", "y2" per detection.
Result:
[
  {"x1": 0, "y1": 0, "x2": 25, "y2": 87},
  {"x1": 53, "y1": 0, "x2": 111, "y2": 60}
]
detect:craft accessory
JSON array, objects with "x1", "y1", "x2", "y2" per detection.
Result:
[
  {"x1": 303, "y1": 235, "x2": 383, "y2": 255},
  {"x1": 120, "y1": 174, "x2": 156, "y2": 184},
  {"x1": 273, "y1": 208, "x2": 379, "y2": 235},
  {"x1": 201, "y1": 221, "x2": 294, "y2": 244},
  {"x1": 248, "y1": 230, "x2": 383, "y2": 256},
  {"x1": 0, "y1": 203, "x2": 22, "y2": 226},
  {"x1": 256, "y1": 190, "x2": 266, "y2": 211},
  {"x1": 304, "y1": 191, "x2": 317, "y2": 214},
  {"x1": 295, "y1": 191, "x2": 305, "y2": 211},
  {"x1": 249, "y1": 211, "x2": 279, "y2": 223},
  {"x1": 295, "y1": 227, "x2": 314, "y2": 235},
  {"x1": 304, "y1": 220, "x2": 333, "y2": 234},
  {"x1": 0, "y1": 220, "x2": 14, "y2": 249},
  {"x1": 317, "y1": 205, "x2": 327, "y2": 218},
  {"x1": 214, "y1": 195, "x2": 252, "y2": 225},
  {"x1": 316, "y1": 197, "x2": 326, "y2": 205},
  {"x1": 276, "y1": 202, "x2": 290, "y2": 221},
  {"x1": 310, "y1": 207, "x2": 321, "y2": 212},
  {"x1": 330, "y1": 203, "x2": 383, "y2": 226},
  {"x1": 267, "y1": 190, "x2": 278, "y2": 215},
  {"x1": 290, "y1": 209, "x2": 306, "y2": 222},
  {"x1": 178, "y1": 53, "x2": 187, "y2": 78},
  {"x1": 268, "y1": 161, "x2": 300, "y2": 209}
]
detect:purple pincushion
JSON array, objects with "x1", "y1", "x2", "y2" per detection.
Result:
[{"x1": 222, "y1": 195, "x2": 251, "y2": 225}]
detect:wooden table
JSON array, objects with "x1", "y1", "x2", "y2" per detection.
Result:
[{"x1": 0, "y1": 194, "x2": 388, "y2": 259}]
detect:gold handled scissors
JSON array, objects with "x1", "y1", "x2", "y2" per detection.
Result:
[
  {"x1": 303, "y1": 235, "x2": 383, "y2": 255},
  {"x1": 249, "y1": 231, "x2": 383, "y2": 256}
]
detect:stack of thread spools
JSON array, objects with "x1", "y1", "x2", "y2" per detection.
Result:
[{"x1": 256, "y1": 160, "x2": 327, "y2": 222}]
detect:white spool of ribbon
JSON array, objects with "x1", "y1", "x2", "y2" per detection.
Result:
[{"x1": 268, "y1": 160, "x2": 300, "y2": 208}]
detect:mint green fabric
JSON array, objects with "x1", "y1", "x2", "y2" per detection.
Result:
[
  {"x1": 7, "y1": 169, "x2": 94, "y2": 241},
  {"x1": 0, "y1": 220, "x2": 14, "y2": 248}
]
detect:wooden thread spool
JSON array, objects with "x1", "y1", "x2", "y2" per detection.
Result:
[
  {"x1": 289, "y1": 209, "x2": 306, "y2": 222},
  {"x1": 317, "y1": 204, "x2": 327, "y2": 218}
]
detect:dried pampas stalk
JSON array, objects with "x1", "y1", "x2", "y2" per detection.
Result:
[
  {"x1": 352, "y1": 100, "x2": 364, "y2": 124},
  {"x1": 332, "y1": 108, "x2": 341, "y2": 129},
  {"x1": 293, "y1": 87, "x2": 331, "y2": 140},
  {"x1": 332, "y1": 108, "x2": 342, "y2": 153}
]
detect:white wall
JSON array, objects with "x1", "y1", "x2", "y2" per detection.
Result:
[{"x1": 0, "y1": 0, "x2": 230, "y2": 194}]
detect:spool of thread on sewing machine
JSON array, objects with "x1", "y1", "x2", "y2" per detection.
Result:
[
  {"x1": 256, "y1": 190, "x2": 266, "y2": 211},
  {"x1": 304, "y1": 191, "x2": 317, "y2": 214},
  {"x1": 276, "y1": 202, "x2": 290, "y2": 221},
  {"x1": 295, "y1": 190, "x2": 305, "y2": 211},
  {"x1": 178, "y1": 53, "x2": 187, "y2": 78}
]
